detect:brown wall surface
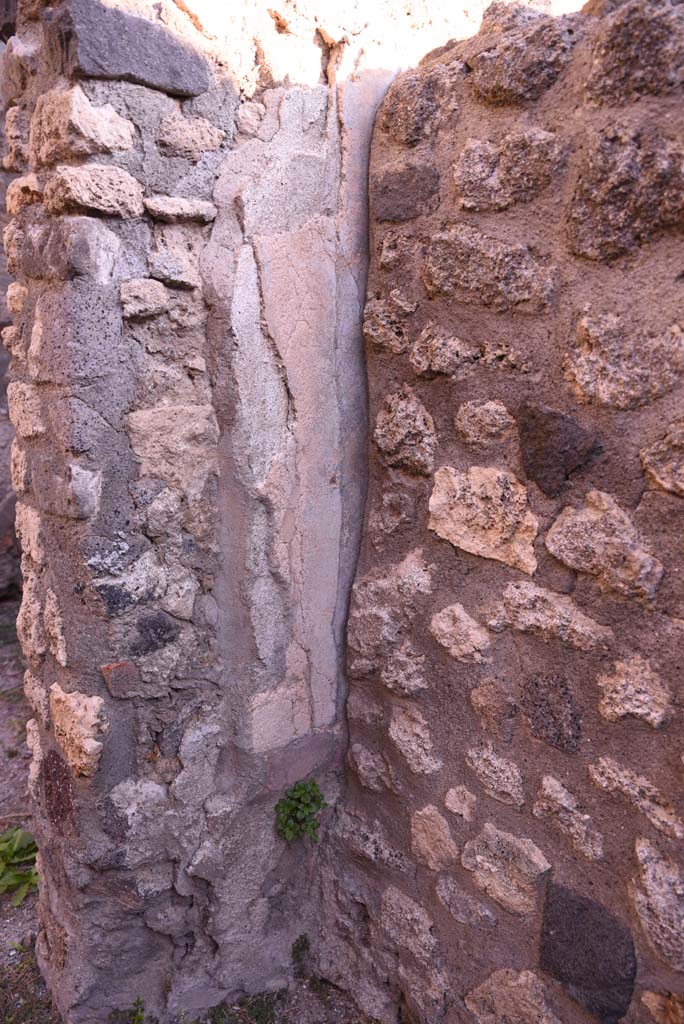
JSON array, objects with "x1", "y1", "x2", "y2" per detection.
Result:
[{"x1": 324, "y1": 2, "x2": 684, "y2": 1022}]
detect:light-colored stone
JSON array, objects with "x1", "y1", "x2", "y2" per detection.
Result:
[
  {"x1": 7, "y1": 382, "x2": 45, "y2": 439},
  {"x1": 380, "y1": 642, "x2": 428, "y2": 695},
  {"x1": 149, "y1": 224, "x2": 203, "y2": 289},
  {"x1": 127, "y1": 404, "x2": 219, "y2": 501},
  {"x1": 363, "y1": 291, "x2": 417, "y2": 354},
  {"x1": 409, "y1": 322, "x2": 480, "y2": 375},
  {"x1": 430, "y1": 603, "x2": 490, "y2": 663},
  {"x1": 389, "y1": 704, "x2": 442, "y2": 775},
  {"x1": 462, "y1": 823, "x2": 551, "y2": 915},
  {"x1": 49, "y1": 682, "x2": 108, "y2": 777},
  {"x1": 630, "y1": 839, "x2": 684, "y2": 972},
  {"x1": 489, "y1": 580, "x2": 613, "y2": 651},
  {"x1": 597, "y1": 656, "x2": 673, "y2": 729},
  {"x1": 456, "y1": 400, "x2": 516, "y2": 447},
  {"x1": 455, "y1": 128, "x2": 564, "y2": 212},
  {"x1": 6, "y1": 173, "x2": 43, "y2": 214},
  {"x1": 423, "y1": 223, "x2": 557, "y2": 312},
  {"x1": 466, "y1": 745, "x2": 525, "y2": 809},
  {"x1": 640, "y1": 419, "x2": 684, "y2": 497},
  {"x1": 337, "y1": 811, "x2": 410, "y2": 873},
  {"x1": 589, "y1": 757, "x2": 683, "y2": 839},
  {"x1": 380, "y1": 885, "x2": 437, "y2": 964},
  {"x1": 411, "y1": 805, "x2": 459, "y2": 869},
  {"x1": 143, "y1": 195, "x2": 218, "y2": 224},
  {"x1": 247, "y1": 679, "x2": 311, "y2": 753},
  {"x1": 14, "y1": 502, "x2": 44, "y2": 565},
  {"x1": 642, "y1": 990, "x2": 684, "y2": 1024},
  {"x1": 466, "y1": 969, "x2": 562, "y2": 1024},
  {"x1": 6, "y1": 282, "x2": 27, "y2": 318},
  {"x1": 470, "y1": 679, "x2": 516, "y2": 743},
  {"x1": 374, "y1": 385, "x2": 436, "y2": 475},
  {"x1": 429, "y1": 466, "x2": 538, "y2": 574},
  {"x1": 157, "y1": 112, "x2": 225, "y2": 160},
  {"x1": 24, "y1": 670, "x2": 49, "y2": 727},
  {"x1": 44, "y1": 589, "x2": 67, "y2": 667},
  {"x1": 348, "y1": 743, "x2": 395, "y2": 793},
  {"x1": 436, "y1": 877, "x2": 496, "y2": 928},
  {"x1": 25, "y1": 718, "x2": 43, "y2": 798},
  {"x1": 236, "y1": 100, "x2": 266, "y2": 137},
  {"x1": 445, "y1": 785, "x2": 477, "y2": 821},
  {"x1": 120, "y1": 279, "x2": 170, "y2": 319},
  {"x1": 29, "y1": 85, "x2": 135, "y2": 166},
  {"x1": 546, "y1": 490, "x2": 663, "y2": 601},
  {"x1": 566, "y1": 312, "x2": 684, "y2": 410},
  {"x1": 533, "y1": 775, "x2": 604, "y2": 861},
  {"x1": 44, "y1": 164, "x2": 145, "y2": 217}
]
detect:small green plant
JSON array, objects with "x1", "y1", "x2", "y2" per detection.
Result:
[
  {"x1": 0, "y1": 827, "x2": 39, "y2": 907},
  {"x1": 275, "y1": 779, "x2": 328, "y2": 843},
  {"x1": 128, "y1": 998, "x2": 146, "y2": 1024}
]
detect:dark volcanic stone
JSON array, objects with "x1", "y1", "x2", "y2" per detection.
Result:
[
  {"x1": 540, "y1": 883, "x2": 636, "y2": 1023},
  {"x1": 371, "y1": 163, "x2": 440, "y2": 223},
  {"x1": 132, "y1": 611, "x2": 181, "y2": 656},
  {"x1": 520, "y1": 675, "x2": 581, "y2": 753},
  {"x1": 41, "y1": 748, "x2": 75, "y2": 833},
  {"x1": 518, "y1": 402, "x2": 600, "y2": 496},
  {"x1": 44, "y1": 0, "x2": 210, "y2": 98}
]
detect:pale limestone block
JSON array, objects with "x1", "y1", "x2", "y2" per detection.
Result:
[
  {"x1": 597, "y1": 655, "x2": 672, "y2": 728},
  {"x1": 466, "y1": 745, "x2": 524, "y2": 809},
  {"x1": 533, "y1": 775, "x2": 604, "y2": 861},
  {"x1": 430, "y1": 603, "x2": 490, "y2": 663},
  {"x1": 429, "y1": 466, "x2": 538, "y2": 574},
  {"x1": 144, "y1": 195, "x2": 218, "y2": 224},
  {"x1": 389, "y1": 704, "x2": 442, "y2": 775},
  {"x1": 30, "y1": 85, "x2": 135, "y2": 166},
  {"x1": 589, "y1": 757, "x2": 682, "y2": 839},
  {"x1": 44, "y1": 164, "x2": 145, "y2": 217},
  {"x1": 445, "y1": 785, "x2": 477, "y2": 821},
  {"x1": 466, "y1": 969, "x2": 562, "y2": 1024},
  {"x1": 462, "y1": 823, "x2": 551, "y2": 915},
  {"x1": 50, "y1": 682, "x2": 108, "y2": 777},
  {"x1": 120, "y1": 279, "x2": 170, "y2": 319},
  {"x1": 380, "y1": 886, "x2": 437, "y2": 964},
  {"x1": 411, "y1": 805, "x2": 459, "y2": 869},
  {"x1": 546, "y1": 489, "x2": 663, "y2": 601},
  {"x1": 489, "y1": 580, "x2": 613, "y2": 651},
  {"x1": 629, "y1": 839, "x2": 684, "y2": 972}
]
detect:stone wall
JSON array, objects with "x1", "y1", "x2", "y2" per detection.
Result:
[
  {"x1": 327, "y1": 2, "x2": 684, "y2": 1022},
  {"x1": 0, "y1": 1, "x2": 495, "y2": 1021}
]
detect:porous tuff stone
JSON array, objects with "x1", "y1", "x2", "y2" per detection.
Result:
[
  {"x1": 44, "y1": 164, "x2": 145, "y2": 217},
  {"x1": 29, "y1": 85, "x2": 135, "y2": 167},
  {"x1": 466, "y1": 745, "x2": 525, "y2": 809},
  {"x1": 533, "y1": 776, "x2": 604, "y2": 861},
  {"x1": 428, "y1": 466, "x2": 538, "y2": 574},
  {"x1": 157, "y1": 113, "x2": 225, "y2": 160},
  {"x1": 489, "y1": 581, "x2": 613, "y2": 650},
  {"x1": 640, "y1": 419, "x2": 684, "y2": 497},
  {"x1": 471, "y1": 679, "x2": 516, "y2": 743},
  {"x1": 589, "y1": 757, "x2": 683, "y2": 839},
  {"x1": 389, "y1": 704, "x2": 442, "y2": 775},
  {"x1": 373, "y1": 385, "x2": 436, "y2": 475},
  {"x1": 363, "y1": 291, "x2": 416, "y2": 354},
  {"x1": 597, "y1": 656, "x2": 673, "y2": 729},
  {"x1": 568, "y1": 127, "x2": 684, "y2": 261},
  {"x1": 456, "y1": 400, "x2": 516, "y2": 447},
  {"x1": 411, "y1": 805, "x2": 459, "y2": 869},
  {"x1": 461, "y1": 823, "x2": 551, "y2": 915},
  {"x1": 430, "y1": 603, "x2": 490, "y2": 663},
  {"x1": 120, "y1": 279, "x2": 170, "y2": 320},
  {"x1": 539, "y1": 883, "x2": 636, "y2": 1024},
  {"x1": 380, "y1": 886, "x2": 437, "y2": 964},
  {"x1": 517, "y1": 401, "x2": 600, "y2": 497},
  {"x1": 566, "y1": 312, "x2": 684, "y2": 411},
  {"x1": 143, "y1": 195, "x2": 218, "y2": 224},
  {"x1": 423, "y1": 223, "x2": 557, "y2": 312},
  {"x1": 445, "y1": 785, "x2": 477, "y2": 821},
  {"x1": 49, "y1": 682, "x2": 108, "y2": 777},
  {"x1": 466, "y1": 969, "x2": 562, "y2": 1024},
  {"x1": 455, "y1": 128, "x2": 564, "y2": 211},
  {"x1": 629, "y1": 839, "x2": 684, "y2": 972},
  {"x1": 642, "y1": 991, "x2": 684, "y2": 1024},
  {"x1": 546, "y1": 490, "x2": 663, "y2": 602},
  {"x1": 47, "y1": 0, "x2": 211, "y2": 97},
  {"x1": 437, "y1": 877, "x2": 496, "y2": 928}
]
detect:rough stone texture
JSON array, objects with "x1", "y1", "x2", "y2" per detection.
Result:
[
  {"x1": 546, "y1": 490, "x2": 664, "y2": 601},
  {"x1": 374, "y1": 385, "x2": 436, "y2": 475},
  {"x1": 597, "y1": 656, "x2": 673, "y2": 729},
  {"x1": 335, "y1": 2, "x2": 684, "y2": 1018},
  {"x1": 44, "y1": 163, "x2": 145, "y2": 217},
  {"x1": 539, "y1": 883, "x2": 636, "y2": 1024},
  {"x1": 29, "y1": 84, "x2": 135, "y2": 166},
  {"x1": 429, "y1": 465, "x2": 538, "y2": 574},
  {"x1": 533, "y1": 776, "x2": 604, "y2": 861},
  {"x1": 430, "y1": 602, "x2": 490, "y2": 663},
  {"x1": 466, "y1": 969, "x2": 561, "y2": 1024},
  {"x1": 461, "y1": 824, "x2": 551, "y2": 915},
  {"x1": 49, "y1": 682, "x2": 108, "y2": 777},
  {"x1": 630, "y1": 840, "x2": 684, "y2": 973},
  {"x1": 411, "y1": 805, "x2": 459, "y2": 869}
]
